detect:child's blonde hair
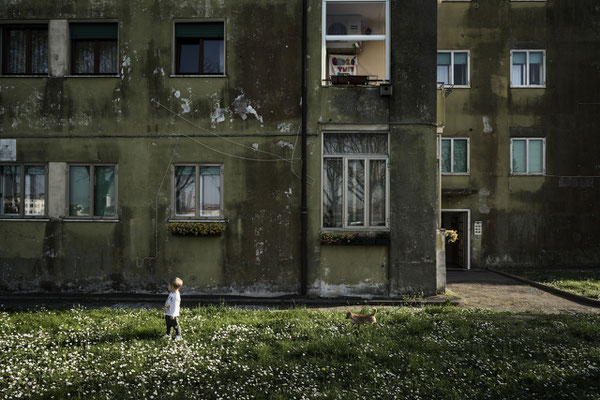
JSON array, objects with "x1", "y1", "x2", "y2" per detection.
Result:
[{"x1": 170, "y1": 277, "x2": 183, "y2": 289}]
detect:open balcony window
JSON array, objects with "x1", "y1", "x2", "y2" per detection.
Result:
[
  {"x1": 322, "y1": 0, "x2": 389, "y2": 85},
  {"x1": 175, "y1": 22, "x2": 225, "y2": 75},
  {"x1": 70, "y1": 23, "x2": 118, "y2": 75},
  {"x1": 1, "y1": 25, "x2": 48, "y2": 75}
]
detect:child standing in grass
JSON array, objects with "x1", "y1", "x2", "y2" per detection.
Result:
[{"x1": 162, "y1": 277, "x2": 183, "y2": 341}]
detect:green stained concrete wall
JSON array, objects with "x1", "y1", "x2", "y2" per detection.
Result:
[
  {"x1": 439, "y1": 0, "x2": 600, "y2": 268},
  {"x1": 0, "y1": 0, "x2": 440, "y2": 296},
  {"x1": 306, "y1": 0, "x2": 440, "y2": 297}
]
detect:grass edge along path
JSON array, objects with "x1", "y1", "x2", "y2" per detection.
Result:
[
  {"x1": 490, "y1": 267, "x2": 600, "y2": 304},
  {"x1": 1, "y1": 306, "x2": 599, "y2": 400}
]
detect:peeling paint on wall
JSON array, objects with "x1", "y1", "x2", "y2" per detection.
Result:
[
  {"x1": 232, "y1": 92, "x2": 263, "y2": 123},
  {"x1": 277, "y1": 122, "x2": 292, "y2": 133},
  {"x1": 210, "y1": 102, "x2": 226, "y2": 127},
  {"x1": 478, "y1": 188, "x2": 491, "y2": 214},
  {"x1": 482, "y1": 116, "x2": 493, "y2": 134}
]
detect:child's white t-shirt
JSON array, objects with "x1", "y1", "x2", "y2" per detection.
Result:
[{"x1": 164, "y1": 291, "x2": 180, "y2": 317}]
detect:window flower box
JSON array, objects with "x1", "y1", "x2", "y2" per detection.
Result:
[
  {"x1": 166, "y1": 222, "x2": 226, "y2": 236},
  {"x1": 320, "y1": 231, "x2": 390, "y2": 246},
  {"x1": 330, "y1": 75, "x2": 370, "y2": 85}
]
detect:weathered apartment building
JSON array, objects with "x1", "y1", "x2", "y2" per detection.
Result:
[
  {"x1": 0, "y1": 0, "x2": 443, "y2": 296},
  {"x1": 438, "y1": 0, "x2": 600, "y2": 269}
]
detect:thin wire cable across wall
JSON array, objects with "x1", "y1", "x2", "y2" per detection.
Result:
[{"x1": 155, "y1": 101, "x2": 301, "y2": 164}]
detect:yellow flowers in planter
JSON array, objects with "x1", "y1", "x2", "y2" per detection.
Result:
[
  {"x1": 166, "y1": 222, "x2": 226, "y2": 236},
  {"x1": 320, "y1": 232, "x2": 358, "y2": 245},
  {"x1": 445, "y1": 229, "x2": 458, "y2": 243}
]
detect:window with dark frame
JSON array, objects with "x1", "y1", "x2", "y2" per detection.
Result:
[
  {"x1": 68, "y1": 164, "x2": 117, "y2": 217},
  {"x1": 70, "y1": 23, "x2": 118, "y2": 75},
  {"x1": 1, "y1": 25, "x2": 48, "y2": 75},
  {"x1": 173, "y1": 165, "x2": 222, "y2": 218},
  {"x1": 175, "y1": 22, "x2": 224, "y2": 75},
  {"x1": 0, "y1": 164, "x2": 47, "y2": 217}
]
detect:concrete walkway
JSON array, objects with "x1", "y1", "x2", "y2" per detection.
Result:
[{"x1": 446, "y1": 268, "x2": 600, "y2": 314}]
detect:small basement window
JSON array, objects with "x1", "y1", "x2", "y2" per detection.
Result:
[{"x1": 322, "y1": 0, "x2": 389, "y2": 85}]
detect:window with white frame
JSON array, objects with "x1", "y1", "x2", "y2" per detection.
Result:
[
  {"x1": 322, "y1": 0, "x2": 389, "y2": 85},
  {"x1": 323, "y1": 133, "x2": 388, "y2": 228},
  {"x1": 441, "y1": 138, "x2": 469, "y2": 174},
  {"x1": 173, "y1": 165, "x2": 222, "y2": 218},
  {"x1": 0, "y1": 164, "x2": 46, "y2": 217},
  {"x1": 68, "y1": 164, "x2": 117, "y2": 217},
  {"x1": 511, "y1": 50, "x2": 545, "y2": 87},
  {"x1": 437, "y1": 51, "x2": 469, "y2": 87},
  {"x1": 511, "y1": 138, "x2": 545, "y2": 175}
]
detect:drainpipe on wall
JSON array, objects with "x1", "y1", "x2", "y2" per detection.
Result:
[{"x1": 300, "y1": 0, "x2": 308, "y2": 296}]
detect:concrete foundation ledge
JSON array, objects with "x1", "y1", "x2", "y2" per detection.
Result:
[
  {"x1": 0, "y1": 293, "x2": 463, "y2": 310},
  {"x1": 487, "y1": 267, "x2": 600, "y2": 308}
]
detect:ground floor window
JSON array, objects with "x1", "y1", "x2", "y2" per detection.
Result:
[
  {"x1": 173, "y1": 164, "x2": 222, "y2": 218},
  {"x1": 323, "y1": 133, "x2": 388, "y2": 228},
  {"x1": 441, "y1": 138, "x2": 469, "y2": 174},
  {"x1": 68, "y1": 164, "x2": 117, "y2": 217},
  {"x1": 511, "y1": 138, "x2": 545, "y2": 175},
  {"x1": 0, "y1": 164, "x2": 46, "y2": 217}
]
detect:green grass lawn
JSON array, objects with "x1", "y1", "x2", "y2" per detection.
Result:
[
  {"x1": 1, "y1": 306, "x2": 599, "y2": 400},
  {"x1": 500, "y1": 269, "x2": 600, "y2": 300}
]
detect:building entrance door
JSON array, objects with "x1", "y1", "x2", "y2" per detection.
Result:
[{"x1": 441, "y1": 210, "x2": 470, "y2": 270}]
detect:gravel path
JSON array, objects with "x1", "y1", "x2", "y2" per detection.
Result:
[{"x1": 446, "y1": 269, "x2": 600, "y2": 314}]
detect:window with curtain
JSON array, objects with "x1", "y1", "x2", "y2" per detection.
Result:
[
  {"x1": 174, "y1": 165, "x2": 222, "y2": 218},
  {"x1": 511, "y1": 138, "x2": 545, "y2": 175},
  {"x1": 511, "y1": 50, "x2": 545, "y2": 87},
  {"x1": 437, "y1": 51, "x2": 469, "y2": 87},
  {"x1": 0, "y1": 164, "x2": 46, "y2": 217},
  {"x1": 441, "y1": 138, "x2": 469, "y2": 174},
  {"x1": 70, "y1": 23, "x2": 118, "y2": 75},
  {"x1": 69, "y1": 165, "x2": 117, "y2": 217},
  {"x1": 2, "y1": 25, "x2": 48, "y2": 75},
  {"x1": 175, "y1": 22, "x2": 225, "y2": 75},
  {"x1": 323, "y1": 133, "x2": 388, "y2": 229}
]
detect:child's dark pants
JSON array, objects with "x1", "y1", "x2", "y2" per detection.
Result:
[{"x1": 165, "y1": 316, "x2": 181, "y2": 337}]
